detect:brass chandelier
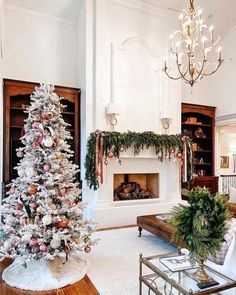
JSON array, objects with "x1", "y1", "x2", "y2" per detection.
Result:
[{"x1": 163, "y1": 0, "x2": 224, "y2": 87}]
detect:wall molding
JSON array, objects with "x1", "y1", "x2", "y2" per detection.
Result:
[
  {"x1": 216, "y1": 113, "x2": 236, "y2": 126},
  {"x1": 4, "y1": 4, "x2": 78, "y2": 27},
  {"x1": 107, "y1": 0, "x2": 177, "y2": 20}
]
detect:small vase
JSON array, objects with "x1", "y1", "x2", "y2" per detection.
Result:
[{"x1": 193, "y1": 258, "x2": 212, "y2": 282}]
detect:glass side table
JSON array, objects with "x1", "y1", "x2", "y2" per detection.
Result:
[{"x1": 139, "y1": 252, "x2": 236, "y2": 295}]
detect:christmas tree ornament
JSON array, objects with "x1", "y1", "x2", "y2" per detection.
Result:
[
  {"x1": 9, "y1": 187, "x2": 16, "y2": 194},
  {"x1": 50, "y1": 238, "x2": 61, "y2": 249},
  {"x1": 42, "y1": 215, "x2": 52, "y2": 226},
  {"x1": 3, "y1": 240, "x2": 12, "y2": 251},
  {"x1": 32, "y1": 141, "x2": 40, "y2": 149},
  {"x1": 29, "y1": 237, "x2": 38, "y2": 247},
  {"x1": 17, "y1": 168, "x2": 25, "y2": 177},
  {"x1": 39, "y1": 243, "x2": 47, "y2": 253},
  {"x1": 119, "y1": 146, "x2": 125, "y2": 152},
  {"x1": 176, "y1": 152, "x2": 182, "y2": 159},
  {"x1": 64, "y1": 244, "x2": 70, "y2": 253},
  {"x1": 84, "y1": 245, "x2": 91, "y2": 253},
  {"x1": 41, "y1": 113, "x2": 52, "y2": 121},
  {"x1": 43, "y1": 163, "x2": 51, "y2": 171},
  {"x1": 16, "y1": 203, "x2": 23, "y2": 211},
  {"x1": 36, "y1": 206, "x2": 43, "y2": 213},
  {"x1": 72, "y1": 232, "x2": 80, "y2": 239},
  {"x1": 21, "y1": 233, "x2": 32, "y2": 243},
  {"x1": 83, "y1": 236, "x2": 90, "y2": 243},
  {"x1": 55, "y1": 218, "x2": 69, "y2": 229},
  {"x1": 5, "y1": 215, "x2": 15, "y2": 226},
  {"x1": 42, "y1": 136, "x2": 53, "y2": 148},
  {"x1": 27, "y1": 185, "x2": 38, "y2": 195},
  {"x1": 31, "y1": 121, "x2": 39, "y2": 129},
  {"x1": 0, "y1": 231, "x2": 6, "y2": 239},
  {"x1": 16, "y1": 151, "x2": 24, "y2": 158},
  {"x1": 59, "y1": 187, "x2": 66, "y2": 197},
  {"x1": 26, "y1": 167, "x2": 36, "y2": 178}
]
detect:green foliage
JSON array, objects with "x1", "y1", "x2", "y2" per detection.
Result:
[
  {"x1": 85, "y1": 131, "x2": 182, "y2": 190},
  {"x1": 169, "y1": 187, "x2": 231, "y2": 262}
]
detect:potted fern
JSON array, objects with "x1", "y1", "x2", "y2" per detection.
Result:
[{"x1": 170, "y1": 187, "x2": 231, "y2": 281}]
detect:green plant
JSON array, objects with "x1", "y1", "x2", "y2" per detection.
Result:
[
  {"x1": 169, "y1": 187, "x2": 231, "y2": 262},
  {"x1": 85, "y1": 131, "x2": 183, "y2": 190}
]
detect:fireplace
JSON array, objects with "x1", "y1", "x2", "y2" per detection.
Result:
[{"x1": 113, "y1": 173, "x2": 159, "y2": 201}]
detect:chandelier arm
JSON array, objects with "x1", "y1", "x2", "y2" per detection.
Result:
[
  {"x1": 192, "y1": 58, "x2": 207, "y2": 83},
  {"x1": 162, "y1": 69, "x2": 182, "y2": 81},
  {"x1": 175, "y1": 55, "x2": 191, "y2": 83},
  {"x1": 200, "y1": 60, "x2": 224, "y2": 77}
]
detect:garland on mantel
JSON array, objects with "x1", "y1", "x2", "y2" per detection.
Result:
[{"x1": 85, "y1": 130, "x2": 183, "y2": 190}]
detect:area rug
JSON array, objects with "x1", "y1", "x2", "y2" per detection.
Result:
[{"x1": 87, "y1": 226, "x2": 176, "y2": 295}]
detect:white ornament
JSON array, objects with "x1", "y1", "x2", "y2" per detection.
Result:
[
  {"x1": 18, "y1": 169, "x2": 25, "y2": 177},
  {"x1": 43, "y1": 136, "x2": 53, "y2": 148},
  {"x1": 4, "y1": 240, "x2": 12, "y2": 251},
  {"x1": 50, "y1": 204, "x2": 57, "y2": 210},
  {"x1": 42, "y1": 215, "x2": 52, "y2": 225},
  {"x1": 5, "y1": 215, "x2": 15, "y2": 225},
  {"x1": 26, "y1": 167, "x2": 36, "y2": 178},
  {"x1": 21, "y1": 233, "x2": 32, "y2": 243},
  {"x1": 50, "y1": 238, "x2": 61, "y2": 249}
]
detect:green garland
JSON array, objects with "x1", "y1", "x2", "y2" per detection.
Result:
[
  {"x1": 85, "y1": 131, "x2": 182, "y2": 190},
  {"x1": 169, "y1": 187, "x2": 231, "y2": 262}
]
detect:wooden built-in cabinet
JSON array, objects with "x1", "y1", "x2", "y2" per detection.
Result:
[
  {"x1": 182, "y1": 103, "x2": 218, "y2": 194},
  {"x1": 3, "y1": 79, "x2": 81, "y2": 184}
]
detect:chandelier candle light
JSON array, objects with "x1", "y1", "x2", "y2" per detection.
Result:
[{"x1": 163, "y1": 0, "x2": 224, "y2": 87}]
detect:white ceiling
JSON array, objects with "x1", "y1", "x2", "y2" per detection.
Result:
[{"x1": 3, "y1": 0, "x2": 236, "y2": 38}]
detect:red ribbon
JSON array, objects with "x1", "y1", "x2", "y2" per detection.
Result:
[{"x1": 100, "y1": 135, "x2": 104, "y2": 184}]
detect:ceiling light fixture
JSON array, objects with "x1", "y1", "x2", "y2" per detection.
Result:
[{"x1": 163, "y1": 0, "x2": 224, "y2": 87}]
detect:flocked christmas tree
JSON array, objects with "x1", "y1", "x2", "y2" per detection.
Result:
[{"x1": 0, "y1": 84, "x2": 95, "y2": 264}]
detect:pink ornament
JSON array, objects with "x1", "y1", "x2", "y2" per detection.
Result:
[
  {"x1": 30, "y1": 202, "x2": 37, "y2": 209},
  {"x1": 39, "y1": 90, "x2": 44, "y2": 97},
  {"x1": 84, "y1": 245, "x2": 91, "y2": 253},
  {"x1": 9, "y1": 187, "x2": 16, "y2": 194},
  {"x1": 54, "y1": 139, "x2": 60, "y2": 146},
  {"x1": 39, "y1": 243, "x2": 47, "y2": 253},
  {"x1": 16, "y1": 203, "x2": 23, "y2": 211},
  {"x1": 31, "y1": 121, "x2": 39, "y2": 129},
  {"x1": 16, "y1": 151, "x2": 24, "y2": 158},
  {"x1": 43, "y1": 164, "x2": 51, "y2": 172},
  {"x1": 32, "y1": 141, "x2": 40, "y2": 149},
  {"x1": 20, "y1": 216, "x2": 28, "y2": 225},
  {"x1": 29, "y1": 237, "x2": 38, "y2": 247},
  {"x1": 59, "y1": 187, "x2": 66, "y2": 197}
]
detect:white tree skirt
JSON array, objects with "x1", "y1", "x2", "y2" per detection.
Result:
[{"x1": 2, "y1": 253, "x2": 88, "y2": 291}]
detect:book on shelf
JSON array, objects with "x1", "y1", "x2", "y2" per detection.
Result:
[{"x1": 160, "y1": 255, "x2": 196, "y2": 272}]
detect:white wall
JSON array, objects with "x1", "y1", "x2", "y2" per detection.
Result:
[
  {"x1": 3, "y1": 5, "x2": 79, "y2": 87},
  {"x1": 182, "y1": 25, "x2": 236, "y2": 118},
  {"x1": 80, "y1": 0, "x2": 183, "y2": 228}
]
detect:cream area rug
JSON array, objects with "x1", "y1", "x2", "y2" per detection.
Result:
[{"x1": 87, "y1": 226, "x2": 175, "y2": 295}]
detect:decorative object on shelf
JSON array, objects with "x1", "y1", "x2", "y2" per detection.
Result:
[
  {"x1": 191, "y1": 143, "x2": 198, "y2": 151},
  {"x1": 183, "y1": 129, "x2": 193, "y2": 138},
  {"x1": 169, "y1": 187, "x2": 231, "y2": 281},
  {"x1": 198, "y1": 169, "x2": 205, "y2": 176},
  {"x1": 85, "y1": 131, "x2": 183, "y2": 190},
  {"x1": 185, "y1": 117, "x2": 202, "y2": 125},
  {"x1": 220, "y1": 156, "x2": 229, "y2": 169},
  {"x1": 163, "y1": 0, "x2": 224, "y2": 87},
  {"x1": 195, "y1": 128, "x2": 206, "y2": 138},
  {"x1": 199, "y1": 157, "x2": 204, "y2": 164}
]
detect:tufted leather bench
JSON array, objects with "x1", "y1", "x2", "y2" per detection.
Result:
[{"x1": 137, "y1": 214, "x2": 176, "y2": 244}]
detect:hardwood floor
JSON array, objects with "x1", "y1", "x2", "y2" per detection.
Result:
[{"x1": 0, "y1": 259, "x2": 99, "y2": 295}]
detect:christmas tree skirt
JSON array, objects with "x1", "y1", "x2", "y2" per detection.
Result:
[{"x1": 2, "y1": 254, "x2": 88, "y2": 291}]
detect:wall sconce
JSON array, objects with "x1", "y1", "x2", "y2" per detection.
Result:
[
  {"x1": 160, "y1": 110, "x2": 171, "y2": 134},
  {"x1": 106, "y1": 102, "x2": 120, "y2": 130}
]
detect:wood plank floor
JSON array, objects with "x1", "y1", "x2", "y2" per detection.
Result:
[{"x1": 0, "y1": 259, "x2": 99, "y2": 295}]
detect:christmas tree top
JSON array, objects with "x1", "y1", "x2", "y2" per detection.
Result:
[{"x1": 0, "y1": 84, "x2": 95, "y2": 263}]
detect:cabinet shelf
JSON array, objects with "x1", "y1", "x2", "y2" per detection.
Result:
[
  {"x1": 182, "y1": 103, "x2": 218, "y2": 194},
  {"x1": 182, "y1": 123, "x2": 212, "y2": 127}
]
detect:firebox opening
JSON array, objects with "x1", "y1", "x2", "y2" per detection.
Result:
[{"x1": 114, "y1": 173, "x2": 159, "y2": 201}]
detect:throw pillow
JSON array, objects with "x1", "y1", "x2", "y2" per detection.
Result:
[
  {"x1": 229, "y1": 186, "x2": 236, "y2": 204},
  {"x1": 208, "y1": 218, "x2": 236, "y2": 265}
]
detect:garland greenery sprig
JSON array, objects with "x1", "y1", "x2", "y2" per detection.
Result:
[
  {"x1": 169, "y1": 187, "x2": 231, "y2": 262},
  {"x1": 85, "y1": 131, "x2": 183, "y2": 190}
]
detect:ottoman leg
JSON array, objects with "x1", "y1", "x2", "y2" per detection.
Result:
[{"x1": 138, "y1": 227, "x2": 142, "y2": 237}]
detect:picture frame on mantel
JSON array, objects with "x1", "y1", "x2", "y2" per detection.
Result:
[{"x1": 220, "y1": 156, "x2": 229, "y2": 169}]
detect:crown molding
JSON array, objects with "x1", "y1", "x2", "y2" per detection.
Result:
[
  {"x1": 107, "y1": 0, "x2": 177, "y2": 19},
  {"x1": 216, "y1": 113, "x2": 236, "y2": 126},
  {"x1": 3, "y1": 4, "x2": 78, "y2": 27}
]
